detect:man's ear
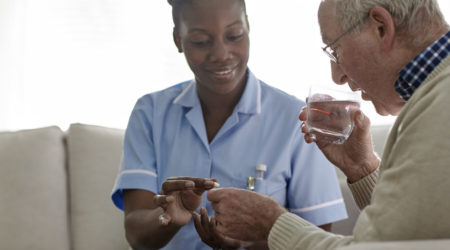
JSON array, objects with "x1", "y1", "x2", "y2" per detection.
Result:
[
  {"x1": 173, "y1": 28, "x2": 183, "y2": 53},
  {"x1": 368, "y1": 6, "x2": 395, "y2": 51}
]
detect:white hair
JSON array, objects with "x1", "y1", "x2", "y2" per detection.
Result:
[{"x1": 332, "y1": 0, "x2": 448, "y2": 48}]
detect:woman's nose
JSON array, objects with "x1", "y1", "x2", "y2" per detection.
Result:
[
  {"x1": 330, "y1": 61, "x2": 348, "y2": 85},
  {"x1": 209, "y1": 40, "x2": 230, "y2": 62}
]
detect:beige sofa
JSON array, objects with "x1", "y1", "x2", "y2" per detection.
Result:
[
  {"x1": 1, "y1": 123, "x2": 449, "y2": 250},
  {"x1": 0, "y1": 124, "x2": 128, "y2": 250}
]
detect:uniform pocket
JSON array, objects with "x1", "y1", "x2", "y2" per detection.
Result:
[{"x1": 254, "y1": 180, "x2": 286, "y2": 204}]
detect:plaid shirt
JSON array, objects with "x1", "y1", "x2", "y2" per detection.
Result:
[{"x1": 394, "y1": 31, "x2": 450, "y2": 101}]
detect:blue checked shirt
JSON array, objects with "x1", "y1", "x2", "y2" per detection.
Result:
[{"x1": 395, "y1": 31, "x2": 450, "y2": 101}]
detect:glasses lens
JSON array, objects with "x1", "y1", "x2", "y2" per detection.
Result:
[{"x1": 323, "y1": 47, "x2": 337, "y2": 63}]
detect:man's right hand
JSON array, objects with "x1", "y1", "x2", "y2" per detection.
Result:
[
  {"x1": 208, "y1": 188, "x2": 287, "y2": 242},
  {"x1": 299, "y1": 107, "x2": 380, "y2": 182}
]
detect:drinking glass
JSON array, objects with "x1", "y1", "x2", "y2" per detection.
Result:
[{"x1": 307, "y1": 85, "x2": 361, "y2": 144}]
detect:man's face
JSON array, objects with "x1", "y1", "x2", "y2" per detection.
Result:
[{"x1": 318, "y1": 1, "x2": 404, "y2": 116}]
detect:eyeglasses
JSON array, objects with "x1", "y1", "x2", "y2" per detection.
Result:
[{"x1": 321, "y1": 19, "x2": 366, "y2": 64}]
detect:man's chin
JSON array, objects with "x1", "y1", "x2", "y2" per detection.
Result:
[
  {"x1": 373, "y1": 103, "x2": 391, "y2": 116},
  {"x1": 374, "y1": 103, "x2": 401, "y2": 116}
]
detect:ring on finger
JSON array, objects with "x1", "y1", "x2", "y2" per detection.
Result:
[{"x1": 159, "y1": 213, "x2": 170, "y2": 226}]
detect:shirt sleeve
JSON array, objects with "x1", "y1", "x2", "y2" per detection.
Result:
[
  {"x1": 347, "y1": 167, "x2": 379, "y2": 210},
  {"x1": 287, "y1": 131, "x2": 348, "y2": 226},
  {"x1": 269, "y1": 212, "x2": 354, "y2": 250},
  {"x1": 111, "y1": 97, "x2": 159, "y2": 210}
]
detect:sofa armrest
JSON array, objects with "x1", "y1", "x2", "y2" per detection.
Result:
[{"x1": 336, "y1": 239, "x2": 450, "y2": 250}]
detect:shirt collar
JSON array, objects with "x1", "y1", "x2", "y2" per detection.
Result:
[
  {"x1": 394, "y1": 30, "x2": 450, "y2": 101},
  {"x1": 173, "y1": 69, "x2": 261, "y2": 115}
]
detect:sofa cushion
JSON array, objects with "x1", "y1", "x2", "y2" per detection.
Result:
[
  {"x1": 66, "y1": 123, "x2": 128, "y2": 250},
  {"x1": 371, "y1": 123, "x2": 392, "y2": 157},
  {"x1": 0, "y1": 126, "x2": 70, "y2": 250}
]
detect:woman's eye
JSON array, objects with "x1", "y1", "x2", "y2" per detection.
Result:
[
  {"x1": 191, "y1": 40, "x2": 210, "y2": 46},
  {"x1": 228, "y1": 34, "x2": 243, "y2": 41}
]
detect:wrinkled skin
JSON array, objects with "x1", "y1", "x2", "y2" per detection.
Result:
[
  {"x1": 300, "y1": 103, "x2": 380, "y2": 183},
  {"x1": 193, "y1": 207, "x2": 255, "y2": 250},
  {"x1": 206, "y1": 188, "x2": 287, "y2": 242}
]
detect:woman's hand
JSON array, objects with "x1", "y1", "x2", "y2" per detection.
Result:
[
  {"x1": 153, "y1": 177, "x2": 217, "y2": 226},
  {"x1": 299, "y1": 106, "x2": 380, "y2": 182},
  {"x1": 193, "y1": 207, "x2": 253, "y2": 250}
]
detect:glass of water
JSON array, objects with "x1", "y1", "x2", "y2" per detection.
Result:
[{"x1": 307, "y1": 85, "x2": 361, "y2": 144}]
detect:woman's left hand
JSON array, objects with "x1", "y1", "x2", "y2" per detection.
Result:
[
  {"x1": 193, "y1": 207, "x2": 252, "y2": 250},
  {"x1": 154, "y1": 177, "x2": 217, "y2": 226}
]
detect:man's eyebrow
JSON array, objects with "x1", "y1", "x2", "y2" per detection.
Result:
[{"x1": 321, "y1": 33, "x2": 332, "y2": 45}]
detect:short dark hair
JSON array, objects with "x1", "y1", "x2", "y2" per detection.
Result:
[{"x1": 167, "y1": 0, "x2": 247, "y2": 32}]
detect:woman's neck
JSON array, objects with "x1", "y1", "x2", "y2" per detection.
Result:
[{"x1": 196, "y1": 79, "x2": 247, "y2": 116}]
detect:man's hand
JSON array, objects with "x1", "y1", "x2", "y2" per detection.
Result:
[
  {"x1": 207, "y1": 188, "x2": 287, "y2": 242},
  {"x1": 299, "y1": 106, "x2": 380, "y2": 182}
]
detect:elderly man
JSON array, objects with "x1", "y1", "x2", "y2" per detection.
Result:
[{"x1": 204, "y1": 0, "x2": 450, "y2": 249}]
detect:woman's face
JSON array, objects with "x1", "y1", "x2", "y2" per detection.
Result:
[{"x1": 174, "y1": 0, "x2": 249, "y2": 96}]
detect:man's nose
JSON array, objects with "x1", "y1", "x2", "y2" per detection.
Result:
[{"x1": 330, "y1": 61, "x2": 348, "y2": 85}]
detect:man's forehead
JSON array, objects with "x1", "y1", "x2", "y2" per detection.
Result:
[
  {"x1": 318, "y1": 1, "x2": 339, "y2": 44},
  {"x1": 321, "y1": 33, "x2": 333, "y2": 44},
  {"x1": 319, "y1": 19, "x2": 338, "y2": 44}
]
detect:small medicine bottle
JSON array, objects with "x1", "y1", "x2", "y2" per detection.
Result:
[{"x1": 256, "y1": 164, "x2": 267, "y2": 180}]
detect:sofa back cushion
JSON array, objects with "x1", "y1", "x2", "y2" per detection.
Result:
[
  {"x1": 66, "y1": 123, "x2": 128, "y2": 250},
  {"x1": 0, "y1": 126, "x2": 70, "y2": 250},
  {"x1": 371, "y1": 123, "x2": 392, "y2": 157}
]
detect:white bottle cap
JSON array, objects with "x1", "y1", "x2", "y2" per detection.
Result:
[{"x1": 256, "y1": 164, "x2": 267, "y2": 172}]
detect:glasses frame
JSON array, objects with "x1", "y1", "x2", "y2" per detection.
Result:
[{"x1": 321, "y1": 17, "x2": 367, "y2": 64}]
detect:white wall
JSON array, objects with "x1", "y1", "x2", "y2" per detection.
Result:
[{"x1": 0, "y1": 0, "x2": 449, "y2": 131}]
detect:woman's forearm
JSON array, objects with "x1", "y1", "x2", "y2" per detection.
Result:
[{"x1": 125, "y1": 207, "x2": 184, "y2": 250}]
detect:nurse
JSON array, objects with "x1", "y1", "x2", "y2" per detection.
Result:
[{"x1": 111, "y1": 0, "x2": 347, "y2": 249}]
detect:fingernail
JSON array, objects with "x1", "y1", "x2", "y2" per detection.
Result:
[
  {"x1": 185, "y1": 181, "x2": 194, "y2": 188},
  {"x1": 166, "y1": 196, "x2": 174, "y2": 202}
]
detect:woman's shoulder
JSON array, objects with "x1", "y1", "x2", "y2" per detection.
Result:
[
  {"x1": 258, "y1": 80, "x2": 306, "y2": 107},
  {"x1": 136, "y1": 80, "x2": 193, "y2": 105}
]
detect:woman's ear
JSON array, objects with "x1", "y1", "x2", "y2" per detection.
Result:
[
  {"x1": 368, "y1": 6, "x2": 396, "y2": 51},
  {"x1": 245, "y1": 15, "x2": 250, "y2": 33},
  {"x1": 173, "y1": 28, "x2": 183, "y2": 53}
]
